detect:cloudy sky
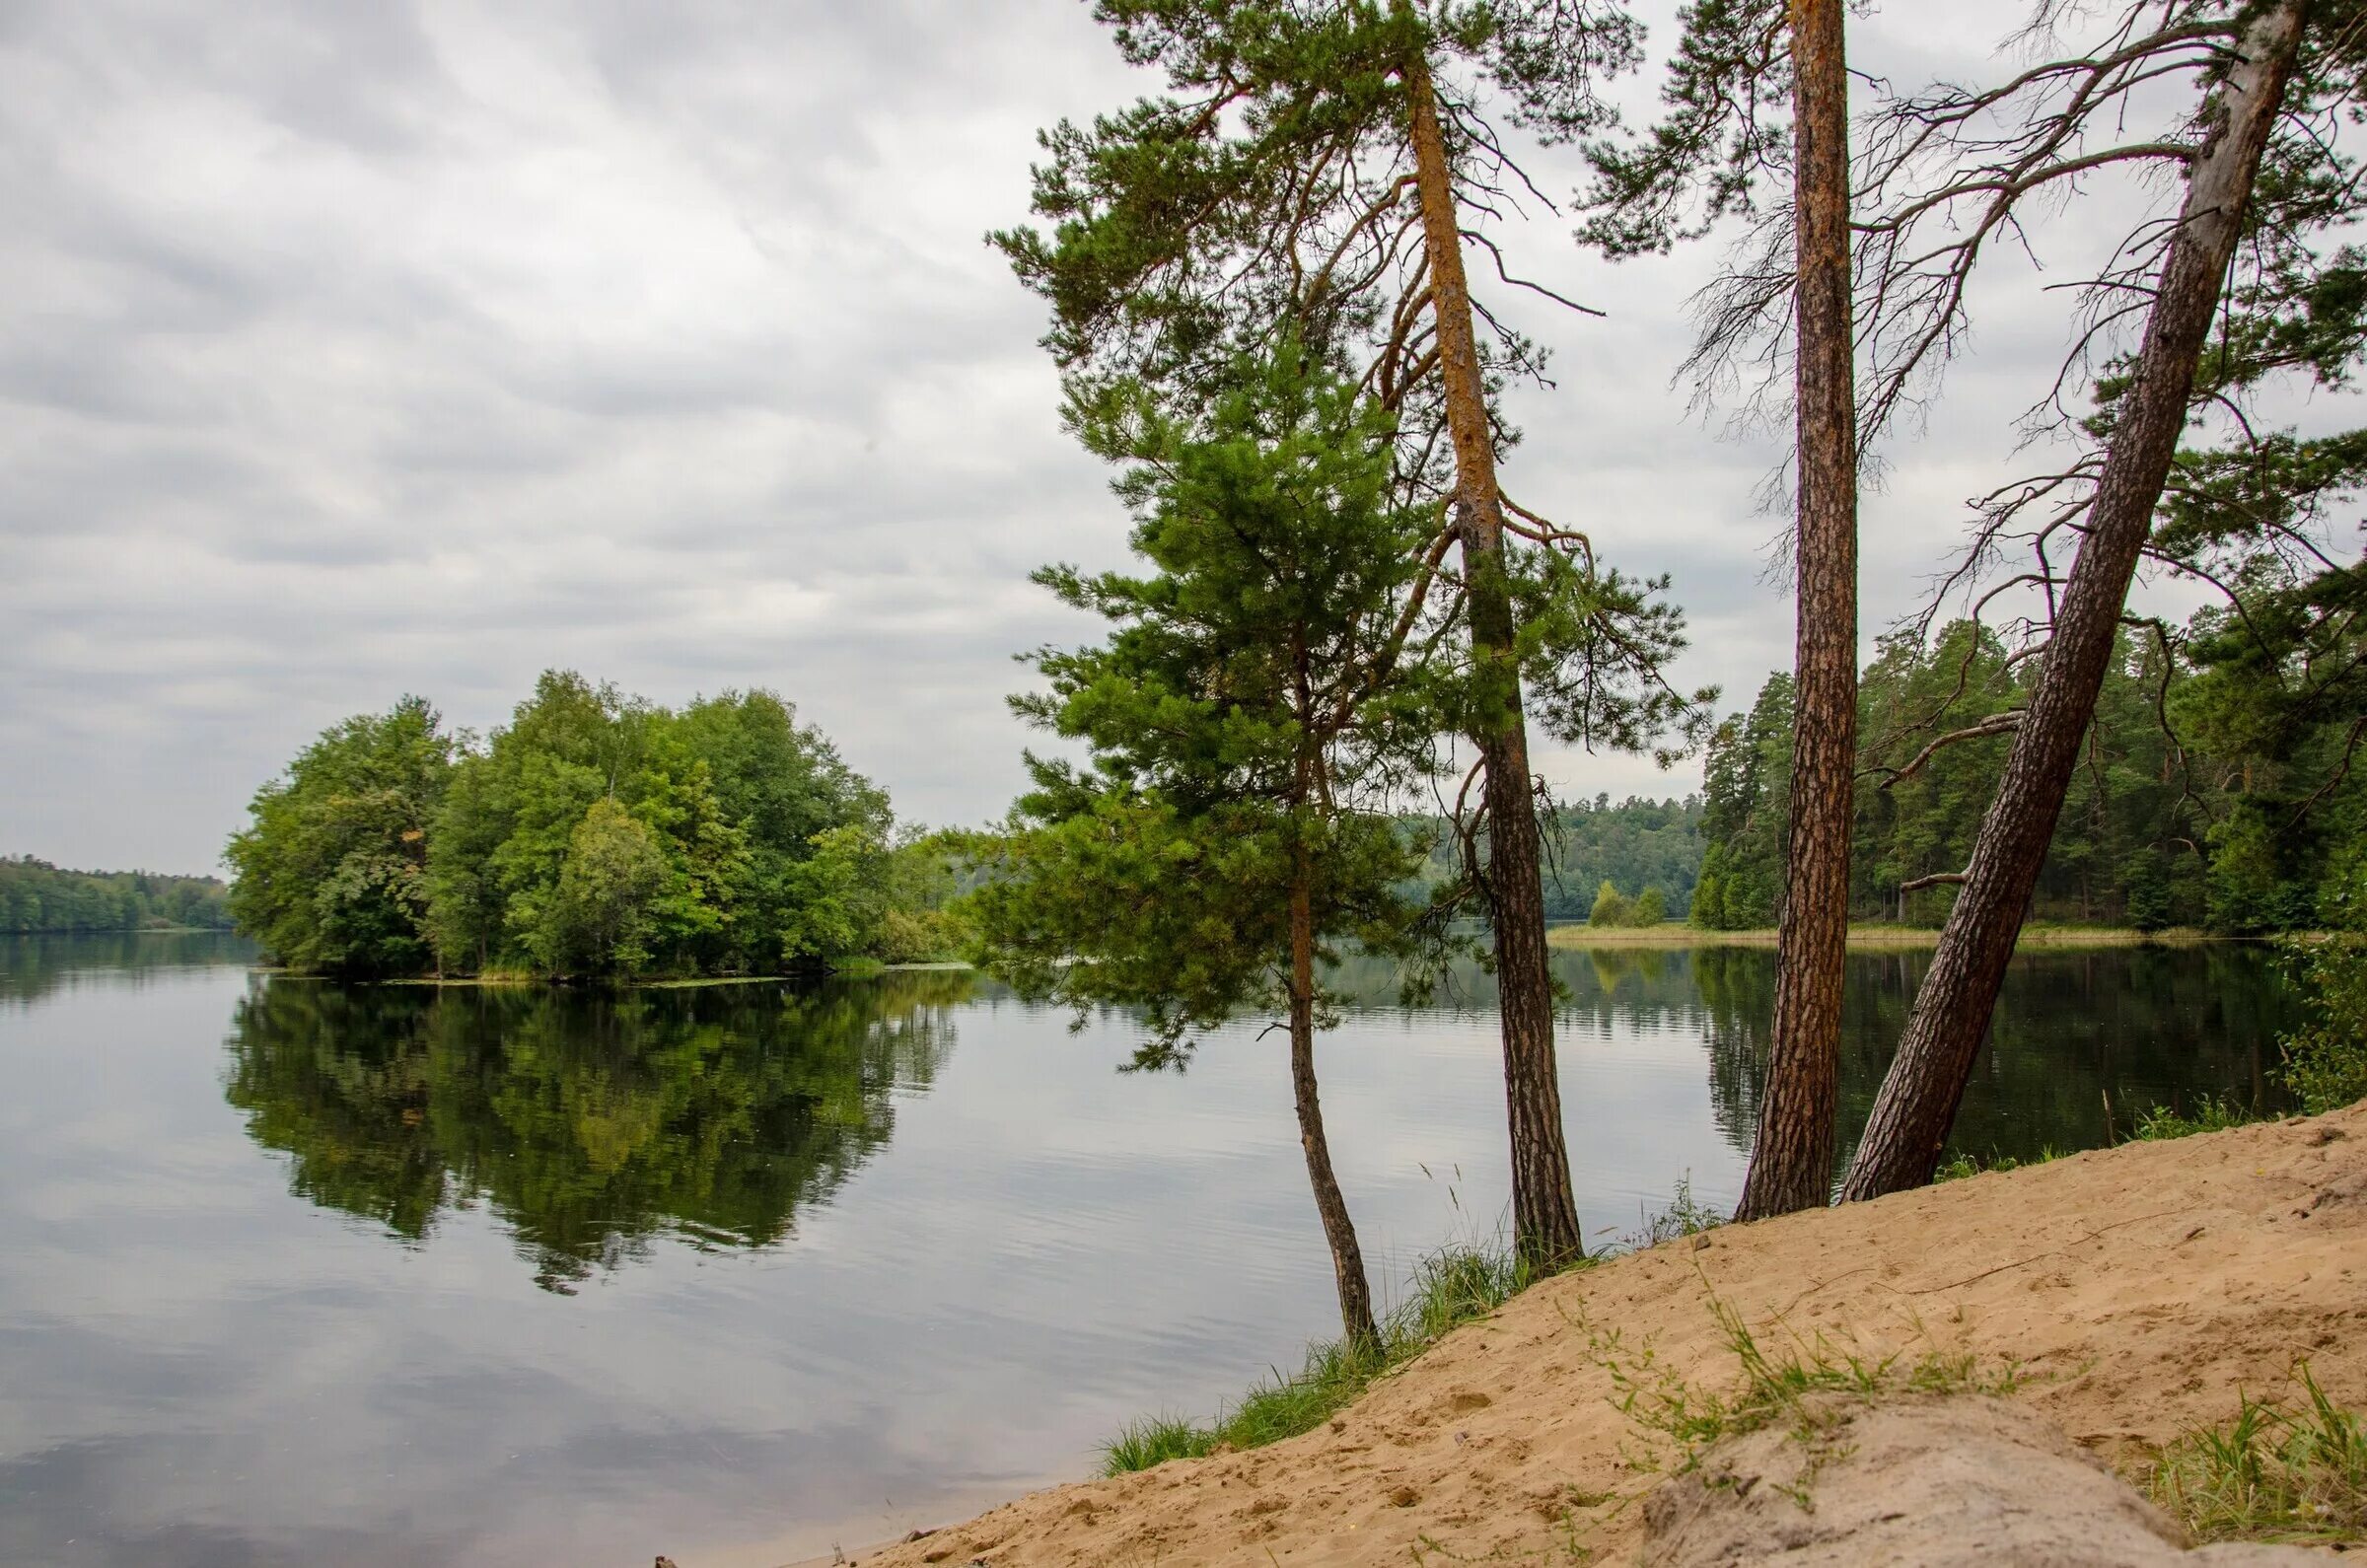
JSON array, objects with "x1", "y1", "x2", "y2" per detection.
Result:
[{"x1": 0, "y1": 1, "x2": 2242, "y2": 876}]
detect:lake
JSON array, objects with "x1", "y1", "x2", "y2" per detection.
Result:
[{"x1": 0, "y1": 931, "x2": 2299, "y2": 1566}]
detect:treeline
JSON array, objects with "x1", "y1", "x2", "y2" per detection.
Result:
[
  {"x1": 226, "y1": 672, "x2": 961, "y2": 978},
  {"x1": 1410, "y1": 796, "x2": 1703, "y2": 922},
  {"x1": 0, "y1": 856, "x2": 233, "y2": 933},
  {"x1": 1694, "y1": 621, "x2": 2366, "y2": 934}
]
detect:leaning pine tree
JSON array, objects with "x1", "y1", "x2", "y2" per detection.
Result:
[
  {"x1": 996, "y1": 0, "x2": 1704, "y2": 1269},
  {"x1": 965, "y1": 345, "x2": 1451, "y2": 1349},
  {"x1": 1838, "y1": 0, "x2": 2336, "y2": 1196}
]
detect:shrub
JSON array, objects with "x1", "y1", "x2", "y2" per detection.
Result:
[
  {"x1": 2280, "y1": 930, "x2": 2367, "y2": 1115},
  {"x1": 1590, "y1": 880, "x2": 1634, "y2": 927}
]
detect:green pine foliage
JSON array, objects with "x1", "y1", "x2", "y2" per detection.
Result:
[
  {"x1": 2277, "y1": 869, "x2": 2367, "y2": 1114},
  {"x1": 966, "y1": 344, "x2": 1446, "y2": 1050},
  {"x1": 1690, "y1": 674, "x2": 1793, "y2": 929},
  {"x1": 225, "y1": 676, "x2": 950, "y2": 979},
  {"x1": 996, "y1": 0, "x2": 1708, "y2": 774},
  {"x1": 0, "y1": 856, "x2": 234, "y2": 933}
]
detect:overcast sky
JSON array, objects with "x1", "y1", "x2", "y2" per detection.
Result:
[{"x1": 0, "y1": 1, "x2": 2260, "y2": 876}]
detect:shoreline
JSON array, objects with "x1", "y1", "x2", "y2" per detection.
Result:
[
  {"x1": 814, "y1": 1105, "x2": 2365, "y2": 1568},
  {"x1": 256, "y1": 961, "x2": 976, "y2": 989},
  {"x1": 1544, "y1": 921, "x2": 2227, "y2": 949},
  {"x1": 228, "y1": 927, "x2": 2242, "y2": 986}
]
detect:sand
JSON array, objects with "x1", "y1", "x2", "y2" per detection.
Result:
[{"x1": 841, "y1": 1103, "x2": 2366, "y2": 1567}]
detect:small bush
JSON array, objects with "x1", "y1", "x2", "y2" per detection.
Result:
[
  {"x1": 1588, "y1": 880, "x2": 1674, "y2": 928},
  {"x1": 2152, "y1": 1365, "x2": 2366, "y2": 1546},
  {"x1": 2280, "y1": 932, "x2": 2367, "y2": 1115},
  {"x1": 1589, "y1": 880, "x2": 1634, "y2": 927}
]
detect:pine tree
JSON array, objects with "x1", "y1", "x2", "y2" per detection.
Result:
[
  {"x1": 994, "y1": 0, "x2": 1703, "y2": 1267},
  {"x1": 966, "y1": 344, "x2": 1449, "y2": 1345},
  {"x1": 1843, "y1": 0, "x2": 2327, "y2": 1198}
]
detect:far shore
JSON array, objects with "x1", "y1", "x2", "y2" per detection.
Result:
[
  {"x1": 1544, "y1": 920, "x2": 2225, "y2": 949},
  {"x1": 284, "y1": 961, "x2": 974, "y2": 989},
  {"x1": 237, "y1": 929, "x2": 2239, "y2": 987}
]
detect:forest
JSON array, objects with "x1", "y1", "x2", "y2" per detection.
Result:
[
  {"x1": 1693, "y1": 617, "x2": 2367, "y2": 933},
  {"x1": 1412, "y1": 798, "x2": 1703, "y2": 922},
  {"x1": 0, "y1": 856, "x2": 232, "y2": 933},
  {"x1": 225, "y1": 671, "x2": 961, "y2": 979}
]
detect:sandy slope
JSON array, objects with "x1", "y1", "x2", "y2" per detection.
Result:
[{"x1": 849, "y1": 1104, "x2": 2367, "y2": 1567}]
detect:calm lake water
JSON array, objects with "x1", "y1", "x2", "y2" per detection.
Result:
[{"x1": 0, "y1": 931, "x2": 2299, "y2": 1566}]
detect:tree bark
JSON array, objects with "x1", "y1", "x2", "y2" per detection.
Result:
[
  {"x1": 1404, "y1": 50, "x2": 1586, "y2": 1268},
  {"x1": 1839, "y1": 0, "x2": 2309, "y2": 1201},
  {"x1": 1289, "y1": 852, "x2": 1380, "y2": 1351},
  {"x1": 1735, "y1": 0, "x2": 1858, "y2": 1222}
]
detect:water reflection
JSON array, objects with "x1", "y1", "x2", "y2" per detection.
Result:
[
  {"x1": 225, "y1": 972, "x2": 973, "y2": 1291},
  {"x1": 0, "y1": 933, "x2": 2309, "y2": 1567},
  {"x1": 1332, "y1": 940, "x2": 2300, "y2": 1165},
  {"x1": 0, "y1": 929, "x2": 254, "y2": 1006}
]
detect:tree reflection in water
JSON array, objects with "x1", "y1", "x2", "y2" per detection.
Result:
[
  {"x1": 1321, "y1": 939, "x2": 2295, "y2": 1174},
  {"x1": 224, "y1": 971, "x2": 972, "y2": 1291}
]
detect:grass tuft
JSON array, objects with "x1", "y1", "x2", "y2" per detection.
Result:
[
  {"x1": 1612, "y1": 1175, "x2": 1725, "y2": 1249},
  {"x1": 1592, "y1": 1292, "x2": 2026, "y2": 1482},
  {"x1": 2151, "y1": 1365, "x2": 2367, "y2": 1546},
  {"x1": 2131, "y1": 1095, "x2": 2263, "y2": 1142},
  {"x1": 1101, "y1": 1413, "x2": 1216, "y2": 1473},
  {"x1": 1934, "y1": 1146, "x2": 2067, "y2": 1183}
]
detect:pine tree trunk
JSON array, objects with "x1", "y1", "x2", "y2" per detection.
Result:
[
  {"x1": 1735, "y1": 0, "x2": 1858, "y2": 1222},
  {"x1": 1290, "y1": 855, "x2": 1380, "y2": 1351},
  {"x1": 1404, "y1": 50, "x2": 1585, "y2": 1268},
  {"x1": 1839, "y1": 0, "x2": 2309, "y2": 1201}
]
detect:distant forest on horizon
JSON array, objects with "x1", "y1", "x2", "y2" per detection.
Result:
[{"x1": 1, "y1": 856, "x2": 234, "y2": 934}]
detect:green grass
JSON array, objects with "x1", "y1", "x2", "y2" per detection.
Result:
[
  {"x1": 2151, "y1": 1365, "x2": 2366, "y2": 1546},
  {"x1": 1613, "y1": 1176, "x2": 1724, "y2": 1248},
  {"x1": 1592, "y1": 1293, "x2": 2027, "y2": 1485},
  {"x1": 1102, "y1": 1412, "x2": 1217, "y2": 1471},
  {"x1": 1935, "y1": 1093, "x2": 2271, "y2": 1184},
  {"x1": 1098, "y1": 1240, "x2": 1557, "y2": 1476},
  {"x1": 1934, "y1": 1146, "x2": 2068, "y2": 1183},
  {"x1": 2130, "y1": 1095, "x2": 2265, "y2": 1141}
]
